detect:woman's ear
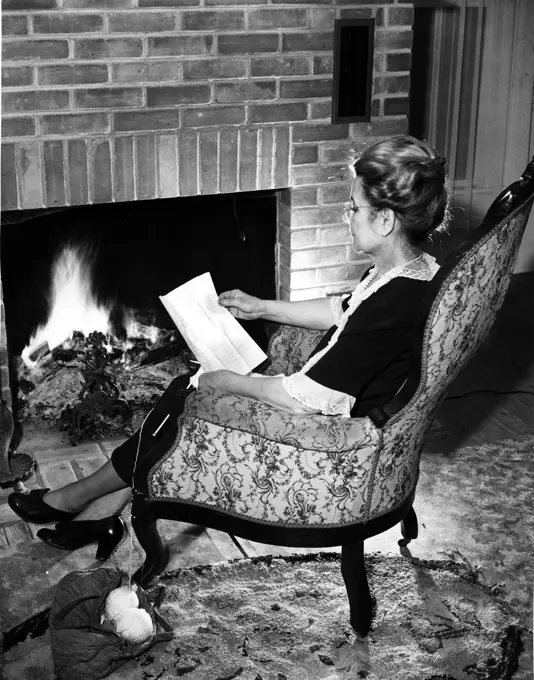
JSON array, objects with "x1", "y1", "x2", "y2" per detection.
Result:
[{"x1": 374, "y1": 208, "x2": 396, "y2": 237}]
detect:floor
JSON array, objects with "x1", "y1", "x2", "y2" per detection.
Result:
[{"x1": 1, "y1": 273, "x2": 533, "y2": 658}]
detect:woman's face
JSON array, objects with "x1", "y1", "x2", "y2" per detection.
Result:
[{"x1": 347, "y1": 177, "x2": 378, "y2": 254}]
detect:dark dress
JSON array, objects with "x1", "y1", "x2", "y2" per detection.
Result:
[
  {"x1": 305, "y1": 276, "x2": 431, "y2": 417},
  {"x1": 111, "y1": 276, "x2": 432, "y2": 484}
]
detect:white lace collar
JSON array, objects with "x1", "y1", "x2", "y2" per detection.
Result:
[
  {"x1": 303, "y1": 253, "x2": 440, "y2": 375},
  {"x1": 349, "y1": 253, "x2": 439, "y2": 303},
  {"x1": 365, "y1": 252, "x2": 438, "y2": 283}
]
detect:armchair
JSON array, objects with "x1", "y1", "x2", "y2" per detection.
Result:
[{"x1": 131, "y1": 157, "x2": 534, "y2": 637}]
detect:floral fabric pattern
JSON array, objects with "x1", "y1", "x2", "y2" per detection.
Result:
[
  {"x1": 150, "y1": 388, "x2": 380, "y2": 526},
  {"x1": 148, "y1": 196, "x2": 533, "y2": 527},
  {"x1": 264, "y1": 326, "x2": 325, "y2": 377}
]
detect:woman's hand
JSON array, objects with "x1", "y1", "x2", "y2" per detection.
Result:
[{"x1": 218, "y1": 289, "x2": 263, "y2": 320}]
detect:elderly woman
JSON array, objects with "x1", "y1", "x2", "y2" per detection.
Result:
[{"x1": 9, "y1": 134, "x2": 449, "y2": 559}]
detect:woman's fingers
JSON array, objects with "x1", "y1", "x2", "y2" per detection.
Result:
[
  {"x1": 218, "y1": 289, "x2": 243, "y2": 307},
  {"x1": 218, "y1": 291, "x2": 239, "y2": 317},
  {"x1": 219, "y1": 290, "x2": 242, "y2": 318},
  {"x1": 218, "y1": 289, "x2": 257, "y2": 318}
]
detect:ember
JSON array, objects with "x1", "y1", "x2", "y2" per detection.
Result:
[{"x1": 16, "y1": 325, "x2": 194, "y2": 444}]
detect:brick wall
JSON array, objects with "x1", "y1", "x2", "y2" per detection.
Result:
[{"x1": 1, "y1": 0, "x2": 413, "y2": 300}]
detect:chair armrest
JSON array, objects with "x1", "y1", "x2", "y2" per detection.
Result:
[
  {"x1": 184, "y1": 387, "x2": 379, "y2": 452},
  {"x1": 264, "y1": 323, "x2": 325, "y2": 376}
]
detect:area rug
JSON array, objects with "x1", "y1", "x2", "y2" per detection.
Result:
[
  {"x1": 0, "y1": 552, "x2": 526, "y2": 680},
  {"x1": 416, "y1": 435, "x2": 534, "y2": 629}
]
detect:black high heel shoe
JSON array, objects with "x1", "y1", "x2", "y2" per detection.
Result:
[
  {"x1": 8, "y1": 488, "x2": 77, "y2": 524},
  {"x1": 37, "y1": 515, "x2": 125, "y2": 562}
]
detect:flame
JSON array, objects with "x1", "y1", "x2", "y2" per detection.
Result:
[
  {"x1": 123, "y1": 310, "x2": 160, "y2": 345},
  {"x1": 22, "y1": 244, "x2": 112, "y2": 367}
]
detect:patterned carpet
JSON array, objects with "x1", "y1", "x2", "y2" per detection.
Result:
[
  {"x1": 0, "y1": 553, "x2": 527, "y2": 680},
  {"x1": 415, "y1": 436, "x2": 534, "y2": 630}
]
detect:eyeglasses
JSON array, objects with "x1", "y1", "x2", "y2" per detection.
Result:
[{"x1": 344, "y1": 204, "x2": 374, "y2": 224}]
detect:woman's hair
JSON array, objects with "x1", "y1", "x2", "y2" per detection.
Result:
[{"x1": 353, "y1": 135, "x2": 450, "y2": 244}]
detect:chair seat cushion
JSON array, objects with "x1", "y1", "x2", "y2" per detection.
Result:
[{"x1": 148, "y1": 388, "x2": 383, "y2": 527}]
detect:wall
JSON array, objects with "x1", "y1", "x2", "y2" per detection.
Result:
[
  {"x1": 409, "y1": 0, "x2": 534, "y2": 273},
  {"x1": 1, "y1": 0, "x2": 414, "y2": 299}
]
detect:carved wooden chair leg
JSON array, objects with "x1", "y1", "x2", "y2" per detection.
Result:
[
  {"x1": 341, "y1": 539, "x2": 373, "y2": 637},
  {"x1": 131, "y1": 495, "x2": 169, "y2": 587},
  {"x1": 398, "y1": 506, "x2": 418, "y2": 547}
]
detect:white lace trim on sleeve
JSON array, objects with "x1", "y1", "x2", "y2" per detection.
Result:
[
  {"x1": 329, "y1": 294, "x2": 349, "y2": 324},
  {"x1": 282, "y1": 373, "x2": 354, "y2": 418}
]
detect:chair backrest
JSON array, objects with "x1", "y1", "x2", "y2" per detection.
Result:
[{"x1": 366, "y1": 158, "x2": 534, "y2": 517}]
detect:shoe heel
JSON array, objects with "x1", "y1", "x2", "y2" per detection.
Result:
[{"x1": 95, "y1": 518, "x2": 125, "y2": 562}]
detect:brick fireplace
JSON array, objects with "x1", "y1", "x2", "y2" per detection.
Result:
[{"x1": 1, "y1": 0, "x2": 413, "y2": 302}]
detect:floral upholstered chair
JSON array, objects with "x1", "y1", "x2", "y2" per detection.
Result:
[{"x1": 131, "y1": 158, "x2": 534, "y2": 637}]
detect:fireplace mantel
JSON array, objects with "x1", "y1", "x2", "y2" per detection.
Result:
[{"x1": 1, "y1": 0, "x2": 414, "y2": 300}]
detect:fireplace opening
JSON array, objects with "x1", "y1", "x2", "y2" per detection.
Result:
[{"x1": 1, "y1": 191, "x2": 277, "y2": 442}]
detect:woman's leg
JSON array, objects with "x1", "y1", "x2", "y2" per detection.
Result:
[
  {"x1": 43, "y1": 459, "x2": 128, "y2": 514},
  {"x1": 70, "y1": 488, "x2": 132, "y2": 522},
  {"x1": 33, "y1": 376, "x2": 192, "y2": 516}
]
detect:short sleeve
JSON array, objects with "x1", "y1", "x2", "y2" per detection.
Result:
[
  {"x1": 330, "y1": 294, "x2": 350, "y2": 325},
  {"x1": 282, "y1": 373, "x2": 355, "y2": 417}
]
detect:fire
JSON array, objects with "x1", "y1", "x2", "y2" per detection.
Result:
[
  {"x1": 22, "y1": 244, "x2": 113, "y2": 367},
  {"x1": 123, "y1": 311, "x2": 161, "y2": 345}
]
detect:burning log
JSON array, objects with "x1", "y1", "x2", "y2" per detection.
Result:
[
  {"x1": 16, "y1": 329, "x2": 194, "y2": 444},
  {"x1": 28, "y1": 340, "x2": 51, "y2": 363}
]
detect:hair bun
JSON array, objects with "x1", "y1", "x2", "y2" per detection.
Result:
[
  {"x1": 408, "y1": 156, "x2": 446, "y2": 182},
  {"x1": 354, "y1": 135, "x2": 450, "y2": 245},
  {"x1": 425, "y1": 156, "x2": 446, "y2": 182}
]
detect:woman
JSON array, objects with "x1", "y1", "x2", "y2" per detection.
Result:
[{"x1": 8, "y1": 134, "x2": 449, "y2": 559}]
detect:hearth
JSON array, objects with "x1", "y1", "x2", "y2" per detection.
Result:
[{"x1": 1, "y1": 190, "x2": 276, "y2": 442}]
